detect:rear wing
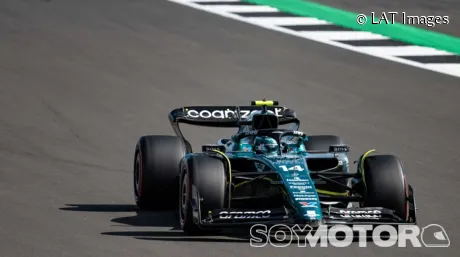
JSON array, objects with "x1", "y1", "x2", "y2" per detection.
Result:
[{"x1": 168, "y1": 102, "x2": 299, "y2": 139}]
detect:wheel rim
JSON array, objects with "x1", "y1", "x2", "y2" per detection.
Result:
[
  {"x1": 179, "y1": 170, "x2": 188, "y2": 225},
  {"x1": 134, "y1": 153, "x2": 141, "y2": 198}
]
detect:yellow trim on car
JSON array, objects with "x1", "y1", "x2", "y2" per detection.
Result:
[
  {"x1": 360, "y1": 149, "x2": 376, "y2": 188},
  {"x1": 253, "y1": 100, "x2": 274, "y2": 106},
  {"x1": 316, "y1": 189, "x2": 348, "y2": 196},
  {"x1": 234, "y1": 177, "x2": 272, "y2": 188},
  {"x1": 211, "y1": 149, "x2": 231, "y2": 184}
]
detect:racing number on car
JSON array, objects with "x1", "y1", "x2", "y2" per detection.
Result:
[{"x1": 279, "y1": 165, "x2": 305, "y2": 172}]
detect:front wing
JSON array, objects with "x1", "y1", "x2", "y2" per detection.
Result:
[{"x1": 197, "y1": 206, "x2": 414, "y2": 228}]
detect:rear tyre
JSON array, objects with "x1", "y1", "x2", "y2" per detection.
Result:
[
  {"x1": 304, "y1": 135, "x2": 344, "y2": 152},
  {"x1": 360, "y1": 155, "x2": 408, "y2": 221},
  {"x1": 134, "y1": 135, "x2": 189, "y2": 210},
  {"x1": 179, "y1": 155, "x2": 226, "y2": 236}
]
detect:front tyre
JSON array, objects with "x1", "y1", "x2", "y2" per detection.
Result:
[
  {"x1": 179, "y1": 155, "x2": 226, "y2": 236},
  {"x1": 360, "y1": 154, "x2": 409, "y2": 221}
]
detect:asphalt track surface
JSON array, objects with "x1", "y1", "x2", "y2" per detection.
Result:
[
  {"x1": 315, "y1": 0, "x2": 460, "y2": 37},
  {"x1": 0, "y1": 0, "x2": 459, "y2": 256}
]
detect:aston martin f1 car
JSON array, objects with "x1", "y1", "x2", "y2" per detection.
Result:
[{"x1": 132, "y1": 100, "x2": 417, "y2": 235}]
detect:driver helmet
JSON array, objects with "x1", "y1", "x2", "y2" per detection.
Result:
[
  {"x1": 246, "y1": 110, "x2": 280, "y2": 155},
  {"x1": 254, "y1": 136, "x2": 279, "y2": 155}
]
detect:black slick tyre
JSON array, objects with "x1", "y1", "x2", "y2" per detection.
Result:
[
  {"x1": 179, "y1": 155, "x2": 226, "y2": 236},
  {"x1": 133, "y1": 135, "x2": 189, "y2": 210},
  {"x1": 361, "y1": 155, "x2": 408, "y2": 221}
]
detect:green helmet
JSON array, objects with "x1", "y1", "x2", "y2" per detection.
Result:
[{"x1": 254, "y1": 136, "x2": 279, "y2": 155}]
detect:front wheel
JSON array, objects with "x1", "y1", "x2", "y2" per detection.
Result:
[
  {"x1": 360, "y1": 154, "x2": 409, "y2": 221},
  {"x1": 179, "y1": 155, "x2": 227, "y2": 236}
]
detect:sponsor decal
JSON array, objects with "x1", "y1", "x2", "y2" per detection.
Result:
[
  {"x1": 268, "y1": 155, "x2": 302, "y2": 160},
  {"x1": 295, "y1": 197, "x2": 318, "y2": 201},
  {"x1": 339, "y1": 210, "x2": 381, "y2": 219},
  {"x1": 186, "y1": 109, "x2": 234, "y2": 119},
  {"x1": 201, "y1": 145, "x2": 226, "y2": 152},
  {"x1": 289, "y1": 181, "x2": 310, "y2": 185},
  {"x1": 282, "y1": 164, "x2": 304, "y2": 171},
  {"x1": 329, "y1": 145, "x2": 350, "y2": 153},
  {"x1": 293, "y1": 193, "x2": 317, "y2": 197},
  {"x1": 293, "y1": 192, "x2": 316, "y2": 195},
  {"x1": 305, "y1": 210, "x2": 320, "y2": 219},
  {"x1": 293, "y1": 131, "x2": 304, "y2": 136},
  {"x1": 300, "y1": 202, "x2": 317, "y2": 208},
  {"x1": 219, "y1": 210, "x2": 271, "y2": 219},
  {"x1": 185, "y1": 108, "x2": 283, "y2": 119},
  {"x1": 290, "y1": 185, "x2": 313, "y2": 190},
  {"x1": 287, "y1": 178, "x2": 308, "y2": 182}
]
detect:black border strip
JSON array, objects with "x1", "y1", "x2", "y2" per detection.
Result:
[
  {"x1": 397, "y1": 55, "x2": 460, "y2": 64},
  {"x1": 336, "y1": 39, "x2": 411, "y2": 47}
]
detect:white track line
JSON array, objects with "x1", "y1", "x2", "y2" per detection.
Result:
[
  {"x1": 298, "y1": 31, "x2": 389, "y2": 41},
  {"x1": 200, "y1": 5, "x2": 279, "y2": 13},
  {"x1": 244, "y1": 17, "x2": 331, "y2": 26},
  {"x1": 424, "y1": 64, "x2": 460, "y2": 77},
  {"x1": 358, "y1": 46, "x2": 454, "y2": 56},
  {"x1": 192, "y1": 0, "x2": 240, "y2": 2}
]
